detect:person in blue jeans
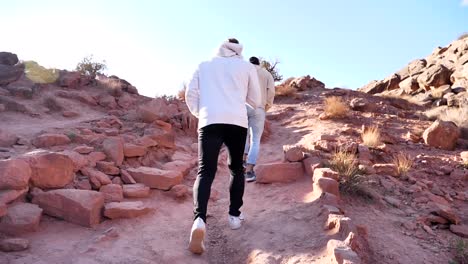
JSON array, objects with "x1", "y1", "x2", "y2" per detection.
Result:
[{"x1": 244, "y1": 57, "x2": 276, "y2": 182}]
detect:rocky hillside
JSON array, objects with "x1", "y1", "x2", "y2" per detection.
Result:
[
  {"x1": 0, "y1": 51, "x2": 467, "y2": 264},
  {"x1": 359, "y1": 37, "x2": 468, "y2": 108}
]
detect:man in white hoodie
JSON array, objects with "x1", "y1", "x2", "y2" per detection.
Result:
[{"x1": 185, "y1": 38, "x2": 262, "y2": 255}]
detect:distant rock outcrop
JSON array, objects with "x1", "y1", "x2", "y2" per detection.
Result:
[{"x1": 359, "y1": 37, "x2": 468, "y2": 107}]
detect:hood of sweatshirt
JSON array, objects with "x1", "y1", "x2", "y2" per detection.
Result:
[{"x1": 216, "y1": 41, "x2": 243, "y2": 59}]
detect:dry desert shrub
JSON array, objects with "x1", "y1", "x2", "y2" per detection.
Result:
[
  {"x1": 392, "y1": 153, "x2": 413, "y2": 176},
  {"x1": 275, "y1": 85, "x2": 297, "y2": 97},
  {"x1": 324, "y1": 96, "x2": 349, "y2": 118},
  {"x1": 329, "y1": 149, "x2": 365, "y2": 194},
  {"x1": 361, "y1": 126, "x2": 381, "y2": 148}
]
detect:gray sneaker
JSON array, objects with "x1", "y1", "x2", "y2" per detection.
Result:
[{"x1": 245, "y1": 171, "x2": 256, "y2": 182}]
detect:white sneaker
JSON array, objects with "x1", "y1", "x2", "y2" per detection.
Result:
[
  {"x1": 228, "y1": 213, "x2": 245, "y2": 230},
  {"x1": 189, "y1": 218, "x2": 206, "y2": 254}
]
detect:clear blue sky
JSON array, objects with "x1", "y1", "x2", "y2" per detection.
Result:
[{"x1": 1, "y1": 0, "x2": 467, "y2": 97}]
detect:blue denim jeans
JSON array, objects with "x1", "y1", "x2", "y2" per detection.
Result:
[{"x1": 244, "y1": 106, "x2": 266, "y2": 165}]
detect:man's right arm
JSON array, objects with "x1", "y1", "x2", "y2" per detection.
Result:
[
  {"x1": 185, "y1": 68, "x2": 200, "y2": 117},
  {"x1": 246, "y1": 67, "x2": 261, "y2": 109},
  {"x1": 266, "y1": 70, "x2": 276, "y2": 111}
]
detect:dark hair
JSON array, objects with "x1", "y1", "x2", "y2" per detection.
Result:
[
  {"x1": 228, "y1": 38, "x2": 239, "y2": 44},
  {"x1": 249, "y1": 57, "x2": 260, "y2": 65}
]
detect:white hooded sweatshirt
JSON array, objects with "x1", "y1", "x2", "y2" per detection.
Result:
[{"x1": 185, "y1": 41, "x2": 262, "y2": 129}]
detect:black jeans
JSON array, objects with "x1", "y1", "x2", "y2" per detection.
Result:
[{"x1": 193, "y1": 124, "x2": 247, "y2": 222}]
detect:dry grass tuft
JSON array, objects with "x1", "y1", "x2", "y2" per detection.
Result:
[
  {"x1": 392, "y1": 153, "x2": 413, "y2": 176},
  {"x1": 361, "y1": 126, "x2": 381, "y2": 148},
  {"x1": 324, "y1": 96, "x2": 349, "y2": 119},
  {"x1": 275, "y1": 85, "x2": 297, "y2": 97},
  {"x1": 329, "y1": 149, "x2": 365, "y2": 194}
]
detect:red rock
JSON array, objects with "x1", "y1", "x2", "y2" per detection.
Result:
[
  {"x1": 137, "y1": 98, "x2": 170, "y2": 123},
  {"x1": 0, "y1": 188, "x2": 28, "y2": 204},
  {"x1": 426, "y1": 215, "x2": 449, "y2": 225},
  {"x1": 0, "y1": 159, "x2": 31, "y2": 190},
  {"x1": 0, "y1": 238, "x2": 29, "y2": 252},
  {"x1": 122, "y1": 184, "x2": 150, "y2": 198},
  {"x1": 0, "y1": 203, "x2": 42, "y2": 235},
  {"x1": 161, "y1": 159, "x2": 197, "y2": 178},
  {"x1": 32, "y1": 189, "x2": 104, "y2": 227},
  {"x1": 99, "y1": 184, "x2": 123, "y2": 202},
  {"x1": 120, "y1": 169, "x2": 136, "y2": 184},
  {"x1": 75, "y1": 179, "x2": 92, "y2": 190},
  {"x1": 112, "y1": 177, "x2": 123, "y2": 186},
  {"x1": 450, "y1": 169, "x2": 468, "y2": 180},
  {"x1": 102, "y1": 137, "x2": 124, "y2": 166},
  {"x1": 73, "y1": 145, "x2": 94, "y2": 154},
  {"x1": 137, "y1": 136, "x2": 158, "y2": 148},
  {"x1": 123, "y1": 143, "x2": 147, "y2": 157},
  {"x1": 58, "y1": 71, "x2": 81, "y2": 89},
  {"x1": 144, "y1": 127, "x2": 176, "y2": 149},
  {"x1": 0, "y1": 129, "x2": 18, "y2": 147},
  {"x1": 62, "y1": 111, "x2": 79, "y2": 117},
  {"x1": 96, "y1": 161, "x2": 120, "y2": 175},
  {"x1": 423, "y1": 120, "x2": 460, "y2": 150},
  {"x1": 127, "y1": 167, "x2": 183, "y2": 190},
  {"x1": 32, "y1": 133, "x2": 71, "y2": 148},
  {"x1": 255, "y1": 162, "x2": 305, "y2": 183},
  {"x1": 168, "y1": 184, "x2": 189, "y2": 200},
  {"x1": 104, "y1": 201, "x2": 151, "y2": 219},
  {"x1": 283, "y1": 146, "x2": 305, "y2": 162},
  {"x1": 80, "y1": 167, "x2": 112, "y2": 187},
  {"x1": 23, "y1": 150, "x2": 75, "y2": 189},
  {"x1": 88, "y1": 151, "x2": 107, "y2": 164},
  {"x1": 313, "y1": 168, "x2": 340, "y2": 182},
  {"x1": 432, "y1": 204, "x2": 461, "y2": 224},
  {"x1": 314, "y1": 177, "x2": 340, "y2": 197},
  {"x1": 450, "y1": 224, "x2": 468, "y2": 238},
  {"x1": 373, "y1": 163, "x2": 398, "y2": 177},
  {"x1": 61, "y1": 150, "x2": 88, "y2": 172},
  {"x1": 302, "y1": 156, "x2": 322, "y2": 177}
]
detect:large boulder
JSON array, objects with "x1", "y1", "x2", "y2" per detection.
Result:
[
  {"x1": 126, "y1": 167, "x2": 183, "y2": 190},
  {"x1": 23, "y1": 150, "x2": 75, "y2": 189},
  {"x1": 32, "y1": 189, "x2": 104, "y2": 227},
  {"x1": 32, "y1": 133, "x2": 71, "y2": 148},
  {"x1": 137, "y1": 98, "x2": 171, "y2": 123},
  {"x1": 255, "y1": 162, "x2": 305, "y2": 183},
  {"x1": 0, "y1": 203, "x2": 42, "y2": 235},
  {"x1": 102, "y1": 137, "x2": 124, "y2": 166},
  {"x1": 423, "y1": 120, "x2": 460, "y2": 150},
  {"x1": 417, "y1": 64, "x2": 452, "y2": 90},
  {"x1": 0, "y1": 64, "x2": 24, "y2": 86},
  {"x1": 58, "y1": 71, "x2": 81, "y2": 89},
  {"x1": 399, "y1": 77, "x2": 420, "y2": 93},
  {"x1": 0, "y1": 52, "x2": 19, "y2": 66},
  {"x1": 359, "y1": 80, "x2": 387, "y2": 94},
  {"x1": 104, "y1": 201, "x2": 151, "y2": 219},
  {"x1": 0, "y1": 159, "x2": 31, "y2": 190}
]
